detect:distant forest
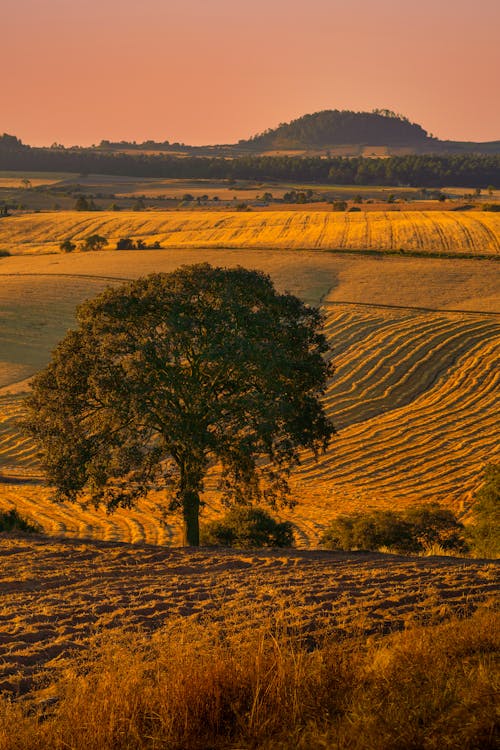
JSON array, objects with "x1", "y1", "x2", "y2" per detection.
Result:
[
  {"x1": 0, "y1": 134, "x2": 498, "y2": 187},
  {"x1": 242, "y1": 109, "x2": 430, "y2": 149}
]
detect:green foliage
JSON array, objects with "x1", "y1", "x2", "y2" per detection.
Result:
[
  {"x1": 74, "y1": 195, "x2": 97, "y2": 211},
  {"x1": 321, "y1": 504, "x2": 467, "y2": 554},
  {"x1": 201, "y1": 506, "x2": 294, "y2": 548},
  {"x1": 0, "y1": 507, "x2": 41, "y2": 534},
  {"x1": 468, "y1": 464, "x2": 500, "y2": 557},
  {"x1": 82, "y1": 234, "x2": 107, "y2": 251},
  {"x1": 24, "y1": 264, "x2": 334, "y2": 546},
  {"x1": 246, "y1": 109, "x2": 429, "y2": 149},
  {"x1": 1, "y1": 136, "x2": 499, "y2": 187},
  {"x1": 482, "y1": 203, "x2": 500, "y2": 211},
  {"x1": 59, "y1": 239, "x2": 76, "y2": 253},
  {"x1": 116, "y1": 237, "x2": 135, "y2": 250},
  {"x1": 116, "y1": 237, "x2": 162, "y2": 250}
]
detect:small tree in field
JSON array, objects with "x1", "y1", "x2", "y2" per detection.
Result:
[
  {"x1": 82, "y1": 234, "x2": 107, "y2": 251},
  {"x1": 59, "y1": 239, "x2": 76, "y2": 253},
  {"x1": 24, "y1": 264, "x2": 334, "y2": 546}
]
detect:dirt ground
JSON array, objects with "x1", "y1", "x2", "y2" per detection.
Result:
[{"x1": 0, "y1": 533, "x2": 497, "y2": 697}]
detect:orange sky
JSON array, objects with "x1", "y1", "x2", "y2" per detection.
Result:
[{"x1": 2, "y1": 0, "x2": 499, "y2": 146}]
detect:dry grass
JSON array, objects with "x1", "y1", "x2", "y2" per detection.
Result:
[
  {"x1": 0, "y1": 538, "x2": 497, "y2": 750},
  {"x1": 1, "y1": 209, "x2": 499, "y2": 256}
]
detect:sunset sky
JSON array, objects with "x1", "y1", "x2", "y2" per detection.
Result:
[{"x1": 3, "y1": 0, "x2": 499, "y2": 146}]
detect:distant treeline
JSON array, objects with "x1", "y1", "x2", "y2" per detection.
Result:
[{"x1": 0, "y1": 134, "x2": 498, "y2": 187}]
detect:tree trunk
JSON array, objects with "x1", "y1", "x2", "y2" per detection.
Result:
[{"x1": 182, "y1": 487, "x2": 200, "y2": 546}]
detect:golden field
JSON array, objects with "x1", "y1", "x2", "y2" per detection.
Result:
[
  {"x1": 1, "y1": 209, "x2": 499, "y2": 256},
  {"x1": 0, "y1": 231, "x2": 499, "y2": 747},
  {"x1": 0, "y1": 249, "x2": 498, "y2": 545}
]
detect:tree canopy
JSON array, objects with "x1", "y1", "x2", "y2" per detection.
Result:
[{"x1": 24, "y1": 264, "x2": 334, "y2": 545}]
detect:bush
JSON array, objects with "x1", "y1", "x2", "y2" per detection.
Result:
[
  {"x1": 82, "y1": 234, "x2": 107, "y2": 251},
  {"x1": 332, "y1": 200, "x2": 347, "y2": 211},
  {"x1": 321, "y1": 510, "x2": 414, "y2": 553},
  {"x1": 468, "y1": 464, "x2": 500, "y2": 557},
  {"x1": 0, "y1": 507, "x2": 41, "y2": 534},
  {"x1": 59, "y1": 239, "x2": 76, "y2": 253},
  {"x1": 201, "y1": 506, "x2": 294, "y2": 548},
  {"x1": 116, "y1": 237, "x2": 135, "y2": 250},
  {"x1": 321, "y1": 504, "x2": 467, "y2": 554},
  {"x1": 404, "y1": 503, "x2": 467, "y2": 552}
]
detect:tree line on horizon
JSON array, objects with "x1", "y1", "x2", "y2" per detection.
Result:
[{"x1": 0, "y1": 133, "x2": 499, "y2": 187}]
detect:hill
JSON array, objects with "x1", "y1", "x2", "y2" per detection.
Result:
[{"x1": 240, "y1": 109, "x2": 430, "y2": 150}]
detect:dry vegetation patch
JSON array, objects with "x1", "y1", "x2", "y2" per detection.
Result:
[{"x1": 0, "y1": 534, "x2": 497, "y2": 700}]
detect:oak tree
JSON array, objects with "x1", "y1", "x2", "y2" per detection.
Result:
[{"x1": 24, "y1": 264, "x2": 334, "y2": 545}]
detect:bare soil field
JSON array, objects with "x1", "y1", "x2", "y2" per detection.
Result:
[
  {"x1": 0, "y1": 533, "x2": 497, "y2": 698},
  {"x1": 1, "y1": 209, "x2": 499, "y2": 256}
]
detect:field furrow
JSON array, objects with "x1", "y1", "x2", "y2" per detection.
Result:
[
  {"x1": 1, "y1": 299, "x2": 498, "y2": 546},
  {"x1": 1, "y1": 210, "x2": 499, "y2": 256}
]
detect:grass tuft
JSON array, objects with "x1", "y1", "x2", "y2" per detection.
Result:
[{"x1": 0, "y1": 608, "x2": 497, "y2": 750}]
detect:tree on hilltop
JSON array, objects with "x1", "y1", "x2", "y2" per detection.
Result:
[{"x1": 24, "y1": 264, "x2": 334, "y2": 546}]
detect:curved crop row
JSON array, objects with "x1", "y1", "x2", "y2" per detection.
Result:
[
  {"x1": 1, "y1": 306, "x2": 498, "y2": 547},
  {"x1": 0, "y1": 210, "x2": 498, "y2": 256},
  {"x1": 298, "y1": 311, "x2": 500, "y2": 512}
]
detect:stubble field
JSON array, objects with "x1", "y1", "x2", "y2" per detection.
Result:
[
  {"x1": 1, "y1": 209, "x2": 499, "y2": 256},
  {"x1": 0, "y1": 247, "x2": 498, "y2": 546}
]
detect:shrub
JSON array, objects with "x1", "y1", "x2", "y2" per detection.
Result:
[
  {"x1": 332, "y1": 200, "x2": 347, "y2": 211},
  {"x1": 404, "y1": 503, "x2": 467, "y2": 552},
  {"x1": 59, "y1": 239, "x2": 76, "y2": 253},
  {"x1": 468, "y1": 463, "x2": 500, "y2": 557},
  {"x1": 201, "y1": 506, "x2": 294, "y2": 548},
  {"x1": 82, "y1": 234, "x2": 108, "y2": 251},
  {"x1": 0, "y1": 507, "x2": 41, "y2": 534},
  {"x1": 321, "y1": 510, "x2": 414, "y2": 553},
  {"x1": 116, "y1": 237, "x2": 135, "y2": 250},
  {"x1": 321, "y1": 504, "x2": 467, "y2": 554}
]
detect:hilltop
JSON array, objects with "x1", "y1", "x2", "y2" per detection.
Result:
[{"x1": 239, "y1": 108, "x2": 430, "y2": 151}]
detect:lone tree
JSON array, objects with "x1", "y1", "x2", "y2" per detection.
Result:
[{"x1": 24, "y1": 264, "x2": 334, "y2": 545}]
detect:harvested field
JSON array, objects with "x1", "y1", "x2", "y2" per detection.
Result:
[
  {"x1": 0, "y1": 534, "x2": 497, "y2": 697},
  {"x1": 1, "y1": 209, "x2": 499, "y2": 256},
  {"x1": 0, "y1": 250, "x2": 499, "y2": 545}
]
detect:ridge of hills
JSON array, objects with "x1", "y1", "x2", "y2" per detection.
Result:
[{"x1": 2, "y1": 109, "x2": 500, "y2": 157}]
